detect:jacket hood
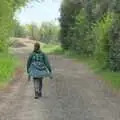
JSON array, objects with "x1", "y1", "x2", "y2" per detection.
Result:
[{"x1": 33, "y1": 50, "x2": 42, "y2": 53}]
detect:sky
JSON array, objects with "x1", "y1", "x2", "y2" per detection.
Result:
[{"x1": 17, "y1": 0, "x2": 62, "y2": 25}]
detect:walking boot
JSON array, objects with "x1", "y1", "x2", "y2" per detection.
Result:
[{"x1": 34, "y1": 91, "x2": 39, "y2": 99}]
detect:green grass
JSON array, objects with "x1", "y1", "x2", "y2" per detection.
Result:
[
  {"x1": 99, "y1": 71, "x2": 120, "y2": 90},
  {"x1": 84, "y1": 59, "x2": 120, "y2": 90},
  {"x1": 0, "y1": 53, "x2": 18, "y2": 87},
  {"x1": 42, "y1": 44, "x2": 64, "y2": 54}
]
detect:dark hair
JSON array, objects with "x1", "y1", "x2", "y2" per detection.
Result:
[{"x1": 34, "y1": 42, "x2": 40, "y2": 52}]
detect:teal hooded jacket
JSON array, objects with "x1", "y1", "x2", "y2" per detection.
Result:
[{"x1": 27, "y1": 50, "x2": 52, "y2": 78}]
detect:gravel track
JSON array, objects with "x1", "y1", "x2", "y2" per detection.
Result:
[{"x1": 0, "y1": 39, "x2": 120, "y2": 120}]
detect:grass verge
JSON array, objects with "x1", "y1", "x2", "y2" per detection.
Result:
[
  {"x1": 42, "y1": 44, "x2": 64, "y2": 54},
  {"x1": 42, "y1": 44, "x2": 120, "y2": 90},
  {"x1": 0, "y1": 53, "x2": 18, "y2": 87}
]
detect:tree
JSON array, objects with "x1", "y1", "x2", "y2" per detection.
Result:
[
  {"x1": 13, "y1": 20, "x2": 27, "y2": 38},
  {"x1": 59, "y1": 0, "x2": 82, "y2": 49},
  {"x1": 26, "y1": 24, "x2": 40, "y2": 40},
  {"x1": 59, "y1": 0, "x2": 120, "y2": 71},
  {"x1": 39, "y1": 22, "x2": 60, "y2": 44},
  {"x1": 0, "y1": 0, "x2": 39, "y2": 51}
]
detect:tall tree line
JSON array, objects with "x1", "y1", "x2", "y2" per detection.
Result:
[
  {"x1": 13, "y1": 22, "x2": 60, "y2": 44},
  {"x1": 59, "y1": 0, "x2": 120, "y2": 71}
]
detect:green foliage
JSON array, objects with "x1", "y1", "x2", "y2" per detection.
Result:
[
  {"x1": 60, "y1": 0, "x2": 120, "y2": 71},
  {"x1": 59, "y1": 0, "x2": 82, "y2": 49},
  {"x1": 109, "y1": 14, "x2": 120, "y2": 71},
  {"x1": 0, "y1": 1, "x2": 13, "y2": 51},
  {"x1": 0, "y1": 53, "x2": 18, "y2": 86},
  {"x1": 26, "y1": 24, "x2": 40, "y2": 40},
  {"x1": 42, "y1": 44, "x2": 64, "y2": 54},
  {"x1": 39, "y1": 22, "x2": 60, "y2": 44},
  {"x1": 26, "y1": 22, "x2": 60, "y2": 44},
  {"x1": 0, "y1": 0, "x2": 36, "y2": 87},
  {"x1": 72, "y1": 9, "x2": 90, "y2": 54},
  {"x1": 0, "y1": 0, "x2": 33, "y2": 51},
  {"x1": 13, "y1": 20, "x2": 27, "y2": 38},
  {"x1": 94, "y1": 13, "x2": 114, "y2": 69}
]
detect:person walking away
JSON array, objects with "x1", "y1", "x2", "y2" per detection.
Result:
[{"x1": 27, "y1": 42, "x2": 52, "y2": 99}]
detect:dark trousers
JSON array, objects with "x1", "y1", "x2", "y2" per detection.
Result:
[{"x1": 33, "y1": 78, "x2": 43, "y2": 94}]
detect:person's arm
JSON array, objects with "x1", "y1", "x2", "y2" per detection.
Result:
[
  {"x1": 27, "y1": 53, "x2": 33, "y2": 74},
  {"x1": 43, "y1": 54, "x2": 52, "y2": 73}
]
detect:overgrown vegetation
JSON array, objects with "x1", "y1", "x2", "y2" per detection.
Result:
[
  {"x1": 0, "y1": 0, "x2": 36, "y2": 86},
  {"x1": 0, "y1": 0, "x2": 32, "y2": 51},
  {"x1": 59, "y1": 0, "x2": 120, "y2": 72},
  {"x1": 0, "y1": 53, "x2": 18, "y2": 87}
]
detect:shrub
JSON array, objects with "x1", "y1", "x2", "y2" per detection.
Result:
[
  {"x1": 93, "y1": 13, "x2": 114, "y2": 69},
  {"x1": 109, "y1": 14, "x2": 120, "y2": 71},
  {"x1": 0, "y1": 53, "x2": 18, "y2": 86}
]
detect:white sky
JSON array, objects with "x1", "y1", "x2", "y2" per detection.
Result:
[{"x1": 17, "y1": 0, "x2": 62, "y2": 25}]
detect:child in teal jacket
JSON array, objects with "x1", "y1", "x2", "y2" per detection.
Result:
[{"x1": 27, "y1": 42, "x2": 52, "y2": 99}]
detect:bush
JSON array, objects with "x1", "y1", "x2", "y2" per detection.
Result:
[
  {"x1": 0, "y1": 53, "x2": 18, "y2": 86},
  {"x1": 93, "y1": 13, "x2": 114, "y2": 69},
  {"x1": 109, "y1": 14, "x2": 120, "y2": 71}
]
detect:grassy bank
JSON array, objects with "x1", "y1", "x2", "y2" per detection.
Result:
[
  {"x1": 42, "y1": 44, "x2": 120, "y2": 90},
  {"x1": 0, "y1": 53, "x2": 18, "y2": 87}
]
